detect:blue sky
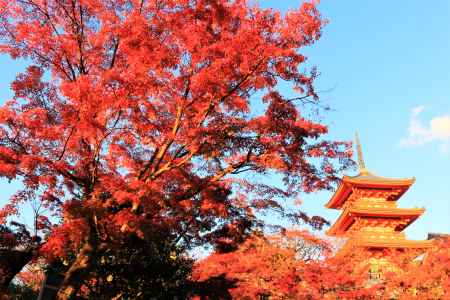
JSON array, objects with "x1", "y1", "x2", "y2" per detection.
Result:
[
  {"x1": 0, "y1": 1, "x2": 449, "y2": 240},
  {"x1": 258, "y1": 0, "x2": 450, "y2": 240}
]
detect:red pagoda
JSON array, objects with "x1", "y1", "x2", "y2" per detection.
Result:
[{"x1": 325, "y1": 133, "x2": 432, "y2": 255}]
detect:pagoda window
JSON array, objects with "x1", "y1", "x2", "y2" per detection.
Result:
[{"x1": 368, "y1": 261, "x2": 382, "y2": 280}]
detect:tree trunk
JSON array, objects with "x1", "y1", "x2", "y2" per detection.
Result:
[
  {"x1": 0, "y1": 249, "x2": 33, "y2": 298},
  {"x1": 56, "y1": 237, "x2": 96, "y2": 300}
]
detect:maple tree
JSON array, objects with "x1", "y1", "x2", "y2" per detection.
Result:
[{"x1": 0, "y1": 0, "x2": 354, "y2": 298}]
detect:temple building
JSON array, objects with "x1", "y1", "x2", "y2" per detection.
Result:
[{"x1": 325, "y1": 133, "x2": 433, "y2": 259}]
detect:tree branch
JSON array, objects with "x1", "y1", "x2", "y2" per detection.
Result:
[
  {"x1": 57, "y1": 126, "x2": 75, "y2": 161},
  {"x1": 109, "y1": 37, "x2": 120, "y2": 69}
]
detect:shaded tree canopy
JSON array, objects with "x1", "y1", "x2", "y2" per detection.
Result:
[{"x1": 0, "y1": 223, "x2": 39, "y2": 296}]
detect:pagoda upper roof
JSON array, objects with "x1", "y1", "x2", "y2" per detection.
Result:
[
  {"x1": 344, "y1": 171, "x2": 415, "y2": 185},
  {"x1": 325, "y1": 130, "x2": 415, "y2": 209},
  {"x1": 326, "y1": 206, "x2": 425, "y2": 236},
  {"x1": 325, "y1": 171, "x2": 415, "y2": 209}
]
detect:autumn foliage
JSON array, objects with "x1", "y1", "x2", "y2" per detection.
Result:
[
  {"x1": 193, "y1": 233, "x2": 450, "y2": 300},
  {"x1": 192, "y1": 231, "x2": 369, "y2": 299},
  {"x1": 381, "y1": 237, "x2": 450, "y2": 299}
]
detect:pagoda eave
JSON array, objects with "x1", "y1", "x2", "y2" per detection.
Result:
[
  {"x1": 347, "y1": 238, "x2": 434, "y2": 249},
  {"x1": 326, "y1": 207, "x2": 425, "y2": 236},
  {"x1": 325, "y1": 175, "x2": 415, "y2": 209},
  {"x1": 335, "y1": 238, "x2": 434, "y2": 258}
]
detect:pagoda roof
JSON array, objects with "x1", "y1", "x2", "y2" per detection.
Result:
[
  {"x1": 327, "y1": 206, "x2": 425, "y2": 236},
  {"x1": 326, "y1": 132, "x2": 416, "y2": 209},
  {"x1": 325, "y1": 172, "x2": 415, "y2": 209},
  {"x1": 355, "y1": 238, "x2": 433, "y2": 248},
  {"x1": 344, "y1": 172, "x2": 415, "y2": 185},
  {"x1": 337, "y1": 238, "x2": 434, "y2": 256}
]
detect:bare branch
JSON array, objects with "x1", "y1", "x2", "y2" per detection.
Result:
[
  {"x1": 109, "y1": 38, "x2": 120, "y2": 69},
  {"x1": 57, "y1": 126, "x2": 75, "y2": 161}
]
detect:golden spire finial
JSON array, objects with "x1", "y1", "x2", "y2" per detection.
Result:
[{"x1": 355, "y1": 131, "x2": 369, "y2": 175}]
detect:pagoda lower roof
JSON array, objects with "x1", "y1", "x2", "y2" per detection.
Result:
[
  {"x1": 341, "y1": 237, "x2": 434, "y2": 251},
  {"x1": 327, "y1": 206, "x2": 425, "y2": 236},
  {"x1": 335, "y1": 238, "x2": 434, "y2": 257},
  {"x1": 325, "y1": 172, "x2": 415, "y2": 209}
]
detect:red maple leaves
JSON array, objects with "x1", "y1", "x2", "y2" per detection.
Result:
[
  {"x1": 194, "y1": 232, "x2": 450, "y2": 299},
  {"x1": 0, "y1": 0, "x2": 355, "y2": 297}
]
